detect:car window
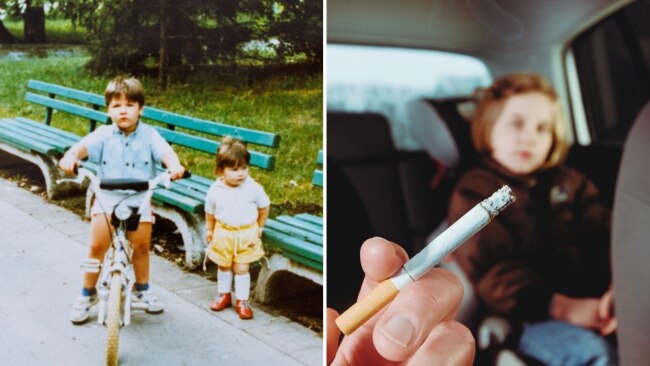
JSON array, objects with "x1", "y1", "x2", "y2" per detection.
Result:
[
  {"x1": 327, "y1": 44, "x2": 491, "y2": 149},
  {"x1": 571, "y1": 0, "x2": 650, "y2": 145}
]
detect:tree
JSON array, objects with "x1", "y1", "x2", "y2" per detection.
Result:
[
  {"x1": 57, "y1": 0, "x2": 322, "y2": 76},
  {"x1": 270, "y1": 0, "x2": 322, "y2": 63},
  {"x1": 23, "y1": 0, "x2": 46, "y2": 43},
  {"x1": 0, "y1": 19, "x2": 16, "y2": 43},
  {"x1": 0, "y1": 2, "x2": 17, "y2": 43}
]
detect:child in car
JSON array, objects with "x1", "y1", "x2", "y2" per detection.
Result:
[
  {"x1": 59, "y1": 76, "x2": 186, "y2": 324},
  {"x1": 448, "y1": 73, "x2": 617, "y2": 365},
  {"x1": 204, "y1": 136, "x2": 270, "y2": 319}
]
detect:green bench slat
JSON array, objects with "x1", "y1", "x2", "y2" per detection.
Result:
[
  {"x1": 153, "y1": 127, "x2": 276, "y2": 171},
  {"x1": 28, "y1": 80, "x2": 280, "y2": 149},
  {"x1": 152, "y1": 189, "x2": 204, "y2": 214},
  {"x1": 282, "y1": 251, "x2": 323, "y2": 271},
  {"x1": 0, "y1": 126, "x2": 58, "y2": 155},
  {"x1": 29, "y1": 80, "x2": 105, "y2": 106},
  {"x1": 0, "y1": 131, "x2": 39, "y2": 153},
  {"x1": 2, "y1": 119, "x2": 72, "y2": 152},
  {"x1": 151, "y1": 165, "x2": 212, "y2": 192},
  {"x1": 173, "y1": 177, "x2": 211, "y2": 193},
  {"x1": 263, "y1": 228, "x2": 323, "y2": 264},
  {"x1": 15, "y1": 117, "x2": 83, "y2": 144},
  {"x1": 25, "y1": 93, "x2": 109, "y2": 124},
  {"x1": 167, "y1": 182, "x2": 207, "y2": 203},
  {"x1": 312, "y1": 150, "x2": 323, "y2": 186},
  {"x1": 294, "y1": 213, "x2": 323, "y2": 227},
  {"x1": 143, "y1": 107, "x2": 280, "y2": 148},
  {"x1": 181, "y1": 173, "x2": 214, "y2": 187},
  {"x1": 275, "y1": 215, "x2": 322, "y2": 235},
  {"x1": 266, "y1": 219, "x2": 323, "y2": 246},
  {"x1": 312, "y1": 170, "x2": 323, "y2": 187}
]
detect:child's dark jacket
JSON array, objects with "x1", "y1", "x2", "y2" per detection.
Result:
[{"x1": 448, "y1": 156, "x2": 611, "y2": 324}]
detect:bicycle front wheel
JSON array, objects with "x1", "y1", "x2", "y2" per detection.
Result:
[{"x1": 106, "y1": 273, "x2": 122, "y2": 366}]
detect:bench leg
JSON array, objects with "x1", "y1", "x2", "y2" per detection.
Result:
[
  {"x1": 254, "y1": 254, "x2": 323, "y2": 304},
  {"x1": 0, "y1": 143, "x2": 60, "y2": 199},
  {"x1": 153, "y1": 205, "x2": 205, "y2": 269}
]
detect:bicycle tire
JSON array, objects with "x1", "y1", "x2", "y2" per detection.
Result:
[{"x1": 105, "y1": 273, "x2": 122, "y2": 366}]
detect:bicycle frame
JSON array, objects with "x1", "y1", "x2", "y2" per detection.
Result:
[{"x1": 58, "y1": 167, "x2": 174, "y2": 327}]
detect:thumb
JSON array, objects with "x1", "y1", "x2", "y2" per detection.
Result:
[{"x1": 326, "y1": 308, "x2": 341, "y2": 364}]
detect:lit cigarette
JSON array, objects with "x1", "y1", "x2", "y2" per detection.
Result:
[{"x1": 335, "y1": 185, "x2": 516, "y2": 336}]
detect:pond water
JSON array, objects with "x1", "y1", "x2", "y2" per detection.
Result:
[{"x1": 0, "y1": 45, "x2": 87, "y2": 60}]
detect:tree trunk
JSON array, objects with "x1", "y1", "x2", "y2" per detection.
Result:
[
  {"x1": 158, "y1": 0, "x2": 167, "y2": 90},
  {"x1": 0, "y1": 20, "x2": 16, "y2": 44},
  {"x1": 24, "y1": 0, "x2": 46, "y2": 43}
]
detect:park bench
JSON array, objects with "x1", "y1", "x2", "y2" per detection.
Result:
[
  {"x1": 0, "y1": 80, "x2": 279, "y2": 269},
  {"x1": 255, "y1": 150, "x2": 323, "y2": 303}
]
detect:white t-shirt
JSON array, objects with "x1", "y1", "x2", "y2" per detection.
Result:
[{"x1": 204, "y1": 176, "x2": 270, "y2": 227}]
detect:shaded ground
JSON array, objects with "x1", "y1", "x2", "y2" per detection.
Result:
[{"x1": 0, "y1": 159, "x2": 322, "y2": 334}]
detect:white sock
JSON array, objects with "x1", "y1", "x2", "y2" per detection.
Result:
[
  {"x1": 234, "y1": 273, "x2": 250, "y2": 300},
  {"x1": 217, "y1": 270, "x2": 232, "y2": 293}
]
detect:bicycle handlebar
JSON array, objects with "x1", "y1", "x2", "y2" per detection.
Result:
[{"x1": 57, "y1": 167, "x2": 191, "y2": 192}]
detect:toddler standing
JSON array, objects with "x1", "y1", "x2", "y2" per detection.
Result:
[{"x1": 204, "y1": 136, "x2": 270, "y2": 319}]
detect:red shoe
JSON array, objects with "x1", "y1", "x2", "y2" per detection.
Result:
[
  {"x1": 210, "y1": 293, "x2": 232, "y2": 311},
  {"x1": 236, "y1": 300, "x2": 254, "y2": 319}
]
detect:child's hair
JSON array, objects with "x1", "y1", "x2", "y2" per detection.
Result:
[
  {"x1": 216, "y1": 136, "x2": 250, "y2": 174},
  {"x1": 471, "y1": 73, "x2": 569, "y2": 170},
  {"x1": 104, "y1": 76, "x2": 145, "y2": 106}
]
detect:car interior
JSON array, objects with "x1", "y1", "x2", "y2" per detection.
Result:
[{"x1": 327, "y1": 0, "x2": 650, "y2": 365}]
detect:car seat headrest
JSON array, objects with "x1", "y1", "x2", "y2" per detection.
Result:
[
  {"x1": 406, "y1": 98, "x2": 477, "y2": 169},
  {"x1": 327, "y1": 112, "x2": 396, "y2": 161}
]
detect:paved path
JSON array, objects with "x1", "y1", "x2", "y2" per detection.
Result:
[{"x1": 0, "y1": 178, "x2": 322, "y2": 366}]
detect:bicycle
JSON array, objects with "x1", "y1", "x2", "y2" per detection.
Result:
[{"x1": 58, "y1": 166, "x2": 190, "y2": 366}]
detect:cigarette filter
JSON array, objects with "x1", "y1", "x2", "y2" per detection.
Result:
[{"x1": 335, "y1": 185, "x2": 516, "y2": 336}]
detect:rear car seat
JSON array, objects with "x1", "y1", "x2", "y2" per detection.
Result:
[{"x1": 327, "y1": 111, "x2": 443, "y2": 311}]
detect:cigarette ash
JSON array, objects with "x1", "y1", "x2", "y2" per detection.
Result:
[{"x1": 480, "y1": 185, "x2": 516, "y2": 216}]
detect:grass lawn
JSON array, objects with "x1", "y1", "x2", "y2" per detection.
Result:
[
  {"x1": 3, "y1": 18, "x2": 88, "y2": 44},
  {"x1": 0, "y1": 50, "x2": 323, "y2": 217}
]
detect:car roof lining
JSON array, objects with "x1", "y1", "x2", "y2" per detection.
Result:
[{"x1": 327, "y1": 0, "x2": 635, "y2": 59}]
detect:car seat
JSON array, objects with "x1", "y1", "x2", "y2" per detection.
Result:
[{"x1": 611, "y1": 100, "x2": 650, "y2": 366}]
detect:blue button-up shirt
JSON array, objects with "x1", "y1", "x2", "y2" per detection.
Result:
[{"x1": 80, "y1": 122, "x2": 173, "y2": 180}]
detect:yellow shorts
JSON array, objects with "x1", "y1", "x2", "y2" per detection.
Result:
[{"x1": 207, "y1": 221, "x2": 265, "y2": 267}]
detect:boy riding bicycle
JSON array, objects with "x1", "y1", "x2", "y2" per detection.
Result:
[{"x1": 59, "y1": 76, "x2": 185, "y2": 324}]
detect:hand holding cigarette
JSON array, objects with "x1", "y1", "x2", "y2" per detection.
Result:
[
  {"x1": 336, "y1": 185, "x2": 516, "y2": 336},
  {"x1": 327, "y1": 238, "x2": 476, "y2": 364}
]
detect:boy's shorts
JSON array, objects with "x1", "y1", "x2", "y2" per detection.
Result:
[
  {"x1": 207, "y1": 221, "x2": 264, "y2": 267},
  {"x1": 90, "y1": 190, "x2": 154, "y2": 223}
]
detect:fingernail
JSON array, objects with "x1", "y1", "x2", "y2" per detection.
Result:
[{"x1": 380, "y1": 315, "x2": 414, "y2": 348}]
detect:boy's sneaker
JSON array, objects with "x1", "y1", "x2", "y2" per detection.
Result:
[
  {"x1": 70, "y1": 294, "x2": 98, "y2": 325},
  {"x1": 133, "y1": 290, "x2": 164, "y2": 314}
]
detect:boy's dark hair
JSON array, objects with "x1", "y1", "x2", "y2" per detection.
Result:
[
  {"x1": 216, "y1": 136, "x2": 250, "y2": 174},
  {"x1": 104, "y1": 76, "x2": 145, "y2": 106}
]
